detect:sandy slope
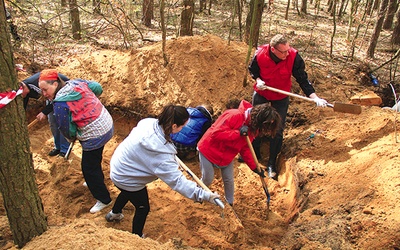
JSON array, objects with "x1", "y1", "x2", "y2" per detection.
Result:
[{"x1": 1, "y1": 35, "x2": 399, "y2": 249}]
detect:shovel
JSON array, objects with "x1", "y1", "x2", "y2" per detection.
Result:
[
  {"x1": 245, "y1": 136, "x2": 270, "y2": 217},
  {"x1": 176, "y1": 156, "x2": 244, "y2": 231},
  {"x1": 64, "y1": 140, "x2": 75, "y2": 160},
  {"x1": 175, "y1": 156, "x2": 224, "y2": 209},
  {"x1": 264, "y1": 85, "x2": 362, "y2": 114}
]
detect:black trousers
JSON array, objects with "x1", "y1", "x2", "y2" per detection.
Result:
[
  {"x1": 112, "y1": 187, "x2": 150, "y2": 236},
  {"x1": 82, "y1": 146, "x2": 111, "y2": 204},
  {"x1": 252, "y1": 92, "x2": 289, "y2": 167}
]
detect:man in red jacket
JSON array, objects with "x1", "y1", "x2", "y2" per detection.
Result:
[
  {"x1": 248, "y1": 34, "x2": 328, "y2": 179},
  {"x1": 197, "y1": 100, "x2": 280, "y2": 206}
]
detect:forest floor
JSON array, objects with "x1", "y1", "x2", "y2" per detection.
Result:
[{"x1": 1, "y1": 0, "x2": 400, "y2": 249}]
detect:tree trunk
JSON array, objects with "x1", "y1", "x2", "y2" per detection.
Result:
[
  {"x1": 383, "y1": 0, "x2": 398, "y2": 30},
  {"x1": 69, "y1": 0, "x2": 81, "y2": 40},
  {"x1": 285, "y1": 0, "x2": 291, "y2": 19},
  {"x1": 244, "y1": 0, "x2": 265, "y2": 47},
  {"x1": 392, "y1": 6, "x2": 400, "y2": 44},
  {"x1": 142, "y1": 0, "x2": 154, "y2": 27},
  {"x1": 160, "y1": 0, "x2": 168, "y2": 66},
  {"x1": 367, "y1": 0, "x2": 389, "y2": 58},
  {"x1": 200, "y1": 0, "x2": 206, "y2": 12},
  {"x1": 300, "y1": 0, "x2": 307, "y2": 14},
  {"x1": 330, "y1": 0, "x2": 337, "y2": 58},
  {"x1": 0, "y1": 1, "x2": 47, "y2": 247},
  {"x1": 180, "y1": 0, "x2": 195, "y2": 36}
]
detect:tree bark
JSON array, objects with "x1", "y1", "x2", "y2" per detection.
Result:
[
  {"x1": 392, "y1": 6, "x2": 400, "y2": 44},
  {"x1": 69, "y1": 0, "x2": 82, "y2": 40},
  {"x1": 0, "y1": 1, "x2": 47, "y2": 247},
  {"x1": 367, "y1": 0, "x2": 389, "y2": 58},
  {"x1": 180, "y1": 0, "x2": 194, "y2": 36},
  {"x1": 300, "y1": 0, "x2": 307, "y2": 14},
  {"x1": 383, "y1": 0, "x2": 398, "y2": 30},
  {"x1": 244, "y1": 0, "x2": 265, "y2": 47},
  {"x1": 142, "y1": 0, "x2": 154, "y2": 27}
]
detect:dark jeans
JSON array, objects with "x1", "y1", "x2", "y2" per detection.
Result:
[
  {"x1": 81, "y1": 146, "x2": 111, "y2": 204},
  {"x1": 252, "y1": 92, "x2": 289, "y2": 168},
  {"x1": 112, "y1": 187, "x2": 150, "y2": 236}
]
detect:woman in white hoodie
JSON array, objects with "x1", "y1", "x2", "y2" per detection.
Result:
[{"x1": 107, "y1": 104, "x2": 220, "y2": 237}]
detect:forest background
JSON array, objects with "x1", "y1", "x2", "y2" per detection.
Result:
[{"x1": 0, "y1": 0, "x2": 400, "y2": 248}]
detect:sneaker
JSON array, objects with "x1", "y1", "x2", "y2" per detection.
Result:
[
  {"x1": 90, "y1": 200, "x2": 112, "y2": 213},
  {"x1": 58, "y1": 152, "x2": 66, "y2": 157},
  {"x1": 48, "y1": 149, "x2": 60, "y2": 156},
  {"x1": 105, "y1": 211, "x2": 124, "y2": 222},
  {"x1": 267, "y1": 165, "x2": 277, "y2": 179}
]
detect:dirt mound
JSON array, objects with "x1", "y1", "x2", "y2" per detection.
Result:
[{"x1": 56, "y1": 34, "x2": 253, "y2": 117}]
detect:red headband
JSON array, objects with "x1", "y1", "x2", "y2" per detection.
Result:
[{"x1": 39, "y1": 69, "x2": 58, "y2": 81}]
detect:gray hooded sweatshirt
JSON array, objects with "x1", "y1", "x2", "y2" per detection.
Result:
[{"x1": 110, "y1": 118, "x2": 211, "y2": 203}]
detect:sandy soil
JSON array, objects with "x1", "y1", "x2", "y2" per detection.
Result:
[{"x1": 1, "y1": 34, "x2": 399, "y2": 249}]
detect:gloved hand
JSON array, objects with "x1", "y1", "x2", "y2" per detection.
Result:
[
  {"x1": 207, "y1": 191, "x2": 221, "y2": 205},
  {"x1": 253, "y1": 168, "x2": 266, "y2": 178},
  {"x1": 313, "y1": 97, "x2": 328, "y2": 107},
  {"x1": 239, "y1": 125, "x2": 249, "y2": 136},
  {"x1": 256, "y1": 78, "x2": 268, "y2": 90}
]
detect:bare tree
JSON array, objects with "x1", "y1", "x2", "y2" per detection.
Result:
[
  {"x1": 392, "y1": 6, "x2": 400, "y2": 44},
  {"x1": 143, "y1": 0, "x2": 154, "y2": 27},
  {"x1": 69, "y1": 0, "x2": 82, "y2": 39},
  {"x1": 367, "y1": 0, "x2": 389, "y2": 58},
  {"x1": 300, "y1": 0, "x2": 307, "y2": 14},
  {"x1": 160, "y1": 0, "x2": 168, "y2": 66},
  {"x1": 383, "y1": 0, "x2": 398, "y2": 30},
  {"x1": 244, "y1": 0, "x2": 265, "y2": 47},
  {"x1": 330, "y1": 0, "x2": 337, "y2": 58},
  {"x1": 0, "y1": 1, "x2": 47, "y2": 247},
  {"x1": 179, "y1": 0, "x2": 194, "y2": 36}
]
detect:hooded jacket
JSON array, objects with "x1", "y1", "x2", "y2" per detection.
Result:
[
  {"x1": 197, "y1": 100, "x2": 257, "y2": 170},
  {"x1": 110, "y1": 118, "x2": 211, "y2": 203},
  {"x1": 171, "y1": 106, "x2": 212, "y2": 147}
]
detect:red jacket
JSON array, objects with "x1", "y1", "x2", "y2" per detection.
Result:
[
  {"x1": 253, "y1": 44, "x2": 297, "y2": 100},
  {"x1": 197, "y1": 100, "x2": 258, "y2": 170}
]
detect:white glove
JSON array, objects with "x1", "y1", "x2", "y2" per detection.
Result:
[
  {"x1": 207, "y1": 191, "x2": 221, "y2": 205},
  {"x1": 256, "y1": 78, "x2": 268, "y2": 90},
  {"x1": 313, "y1": 97, "x2": 328, "y2": 107}
]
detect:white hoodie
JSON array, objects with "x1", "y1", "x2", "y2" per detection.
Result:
[{"x1": 110, "y1": 118, "x2": 211, "y2": 203}]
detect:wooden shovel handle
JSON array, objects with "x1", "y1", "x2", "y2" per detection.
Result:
[
  {"x1": 28, "y1": 119, "x2": 39, "y2": 129},
  {"x1": 176, "y1": 156, "x2": 225, "y2": 209}
]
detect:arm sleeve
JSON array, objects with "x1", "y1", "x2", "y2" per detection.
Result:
[
  {"x1": 248, "y1": 54, "x2": 261, "y2": 80},
  {"x1": 292, "y1": 53, "x2": 315, "y2": 97},
  {"x1": 155, "y1": 160, "x2": 210, "y2": 203},
  {"x1": 41, "y1": 102, "x2": 53, "y2": 116}
]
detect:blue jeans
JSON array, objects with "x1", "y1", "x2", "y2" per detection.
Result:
[
  {"x1": 48, "y1": 111, "x2": 69, "y2": 154},
  {"x1": 199, "y1": 152, "x2": 235, "y2": 205}
]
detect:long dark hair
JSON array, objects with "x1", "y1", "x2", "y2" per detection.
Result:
[
  {"x1": 250, "y1": 104, "x2": 281, "y2": 136},
  {"x1": 158, "y1": 104, "x2": 189, "y2": 142}
]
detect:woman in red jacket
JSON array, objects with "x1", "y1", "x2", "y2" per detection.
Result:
[{"x1": 197, "y1": 100, "x2": 280, "y2": 206}]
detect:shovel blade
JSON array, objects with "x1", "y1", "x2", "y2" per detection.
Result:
[{"x1": 333, "y1": 102, "x2": 362, "y2": 114}]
